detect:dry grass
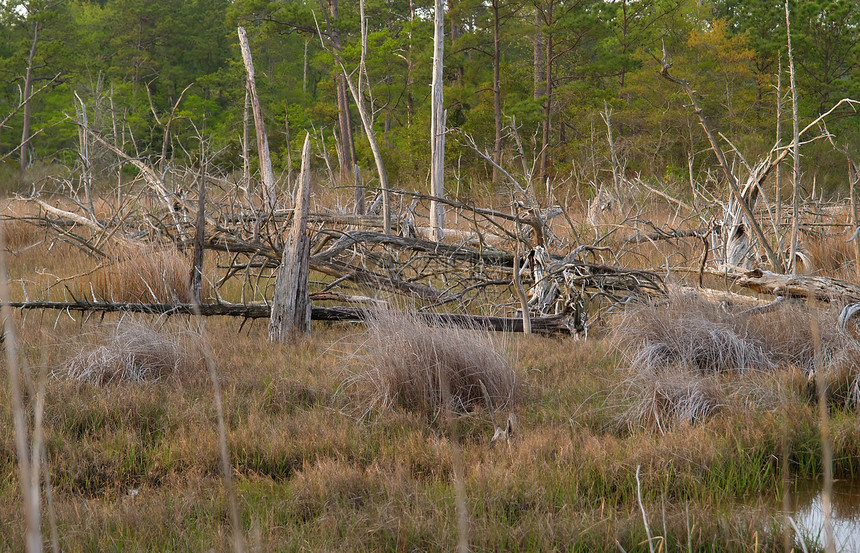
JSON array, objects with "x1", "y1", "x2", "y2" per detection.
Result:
[
  {"x1": 614, "y1": 292, "x2": 860, "y2": 429},
  {"x1": 346, "y1": 308, "x2": 517, "y2": 419},
  {"x1": 56, "y1": 319, "x2": 206, "y2": 384},
  {"x1": 76, "y1": 246, "x2": 207, "y2": 303},
  {"x1": 803, "y1": 230, "x2": 857, "y2": 274}
]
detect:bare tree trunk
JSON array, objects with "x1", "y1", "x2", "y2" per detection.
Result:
[
  {"x1": 430, "y1": 0, "x2": 446, "y2": 242},
  {"x1": 850, "y1": 162, "x2": 860, "y2": 280},
  {"x1": 242, "y1": 85, "x2": 250, "y2": 188},
  {"x1": 74, "y1": 92, "x2": 94, "y2": 215},
  {"x1": 20, "y1": 22, "x2": 38, "y2": 175},
  {"x1": 329, "y1": 0, "x2": 355, "y2": 183},
  {"x1": 269, "y1": 134, "x2": 312, "y2": 342},
  {"x1": 492, "y1": 0, "x2": 502, "y2": 185},
  {"x1": 539, "y1": 7, "x2": 553, "y2": 185},
  {"x1": 786, "y1": 2, "x2": 801, "y2": 275},
  {"x1": 775, "y1": 54, "x2": 783, "y2": 241},
  {"x1": 303, "y1": 40, "x2": 309, "y2": 95},
  {"x1": 109, "y1": 85, "x2": 122, "y2": 200},
  {"x1": 237, "y1": 26, "x2": 277, "y2": 210},
  {"x1": 190, "y1": 132, "x2": 206, "y2": 304},
  {"x1": 354, "y1": 163, "x2": 365, "y2": 215}
]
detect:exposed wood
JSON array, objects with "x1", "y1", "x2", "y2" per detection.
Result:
[
  {"x1": 73, "y1": 91, "x2": 94, "y2": 215},
  {"x1": 268, "y1": 134, "x2": 312, "y2": 342},
  {"x1": 785, "y1": 0, "x2": 801, "y2": 274},
  {"x1": 237, "y1": 26, "x2": 277, "y2": 210},
  {"x1": 242, "y1": 85, "x2": 251, "y2": 189},
  {"x1": 731, "y1": 268, "x2": 860, "y2": 304},
  {"x1": 623, "y1": 226, "x2": 711, "y2": 246},
  {"x1": 430, "y1": 0, "x2": 446, "y2": 242}
]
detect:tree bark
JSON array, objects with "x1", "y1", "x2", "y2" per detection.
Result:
[
  {"x1": 269, "y1": 134, "x2": 312, "y2": 342},
  {"x1": 430, "y1": 0, "x2": 446, "y2": 242},
  {"x1": 354, "y1": 164, "x2": 365, "y2": 215},
  {"x1": 237, "y1": 26, "x2": 277, "y2": 210}
]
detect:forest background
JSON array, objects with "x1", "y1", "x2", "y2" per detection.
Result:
[{"x1": 0, "y1": 0, "x2": 857, "y2": 200}]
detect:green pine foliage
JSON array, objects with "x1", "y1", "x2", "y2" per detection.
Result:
[{"x1": 0, "y1": 0, "x2": 855, "y2": 194}]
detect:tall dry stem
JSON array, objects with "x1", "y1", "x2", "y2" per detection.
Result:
[{"x1": 0, "y1": 221, "x2": 41, "y2": 552}]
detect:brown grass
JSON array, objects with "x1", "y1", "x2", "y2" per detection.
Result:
[
  {"x1": 346, "y1": 308, "x2": 517, "y2": 419},
  {"x1": 803, "y1": 230, "x2": 856, "y2": 274},
  {"x1": 76, "y1": 246, "x2": 207, "y2": 303},
  {"x1": 56, "y1": 319, "x2": 206, "y2": 384},
  {"x1": 614, "y1": 292, "x2": 860, "y2": 429}
]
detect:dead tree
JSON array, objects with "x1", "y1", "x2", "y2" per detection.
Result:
[
  {"x1": 313, "y1": 8, "x2": 391, "y2": 234},
  {"x1": 20, "y1": 20, "x2": 38, "y2": 175},
  {"x1": 238, "y1": 26, "x2": 277, "y2": 211},
  {"x1": 430, "y1": 0, "x2": 446, "y2": 242},
  {"x1": 268, "y1": 134, "x2": 312, "y2": 342}
]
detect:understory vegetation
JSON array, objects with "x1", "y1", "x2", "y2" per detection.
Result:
[{"x1": 2, "y1": 221, "x2": 860, "y2": 552}]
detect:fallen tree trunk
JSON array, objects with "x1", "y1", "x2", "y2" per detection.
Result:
[
  {"x1": 8, "y1": 300, "x2": 576, "y2": 335},
  {"x1": 732, "y1": 268, "x2": 860, "y2": 303}
]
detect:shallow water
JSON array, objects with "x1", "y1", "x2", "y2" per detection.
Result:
[{"x1": 783, "y1": 479, "x2": 860, "y2": 551}]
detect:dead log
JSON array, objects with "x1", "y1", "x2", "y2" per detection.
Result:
[
  {"x1": 8, "y1": 300, "x2": 576, "y2": 335},
  {"x1": 268, "y1": 134, "x2": 312, "y2": 342},
  {"x1": 733, "y1": 268, "x2": 860, "y2": 303}
]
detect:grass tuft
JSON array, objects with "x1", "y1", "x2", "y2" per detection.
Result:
[
  {"x1": 56, "y1": 319, "x2": 205, "y2": 384},
  {"x1": 347, "y1": 308, "x2": 517, "y2": 419},
  {"x1": 614, "y1": 293, "x2": 860, "y2": 429}
]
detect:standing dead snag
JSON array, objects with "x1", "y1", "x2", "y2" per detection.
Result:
[
  {"x1": 269, "y1": 134, "x2": 312, "y2": 342},
  {"x1": 238, "y1": 26, "x2": 277, "y2": 211},
  {"x1": 430, "y1": 0, "x2": 446, "y2": 242}
]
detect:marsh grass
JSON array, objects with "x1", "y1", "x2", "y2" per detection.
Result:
[
  {"x1": 345, "y1": 308, "x2": 517, "y2": 419},
  {"x1": 57, "y1": 319, "x2": 206, "y2": 384},
  {"x1": 614, "y1": 293, "x2": 860, "y2": 430},
  {"x1": 76, "y1": 246, "x2": 205, "y2": 303},
  {"x1": 0, "y1": 314, "x2": 856, "y2": 551}
]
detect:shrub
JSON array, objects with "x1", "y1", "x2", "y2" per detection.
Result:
[
  {"x1": 57, "y1": 320, "x2": 206, "y2": 384},
  {"x1": 347, "y1": 308, "x2": 517, "y2": 419}
]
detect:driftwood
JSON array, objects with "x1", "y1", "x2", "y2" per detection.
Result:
[{"x1": 8, "y1": 300, "x2": 577, "y2": 335}]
